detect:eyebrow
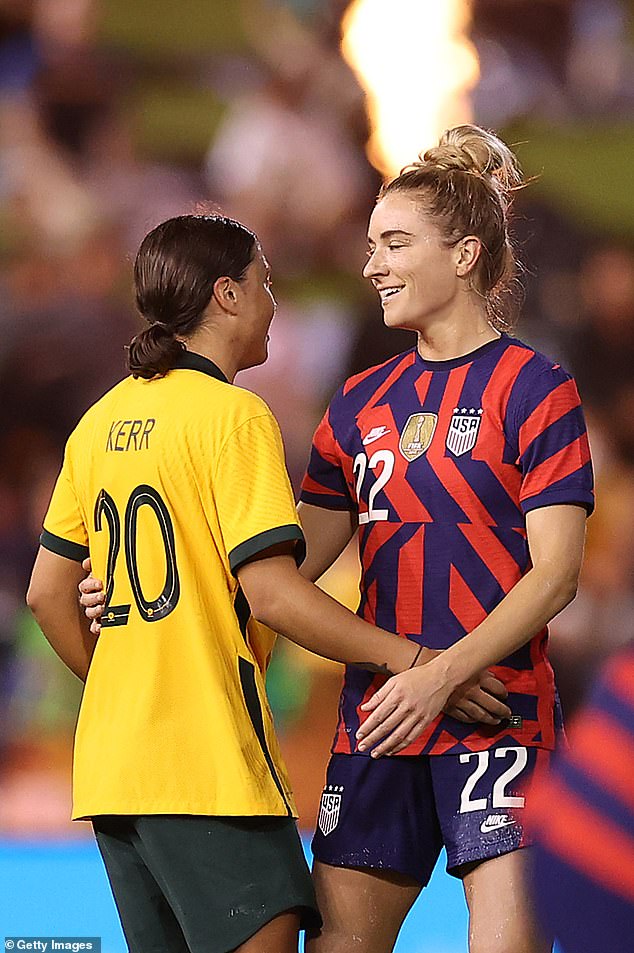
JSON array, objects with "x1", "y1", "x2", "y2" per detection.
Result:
[{"x1": 368, "y1": 229, "x2": 415, "y2": 244}]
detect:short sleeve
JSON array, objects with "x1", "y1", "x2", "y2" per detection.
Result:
[
  {"x1": 214, "y1": 411, "x2": 305, "y2": 574},
  {"x1": 41, "y1": 445, "x2": 89, "y2": 562},
  {"x1": 512, "y1": 365, "x2": 594, "y2": 516},
  {"x1": 299, "y1": 405, "x2": 355, "y2": 511}
]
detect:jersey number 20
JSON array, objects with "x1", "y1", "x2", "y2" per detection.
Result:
[{"x1": 94, "y1": 484, "x2": 180, "y2": 627}]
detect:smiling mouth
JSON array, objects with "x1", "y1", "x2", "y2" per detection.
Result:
[{"x1": 379, "y1": 287, "x2": 403, "y2": 303}]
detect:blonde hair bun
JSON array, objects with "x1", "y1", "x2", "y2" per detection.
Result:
[{"x1": 422, "y1": 124, "x2": 523, "y2": 192}]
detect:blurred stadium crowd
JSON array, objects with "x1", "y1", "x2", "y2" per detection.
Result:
[{"x1": 0, "y1": 0, "x2": 632, "y2": 834}]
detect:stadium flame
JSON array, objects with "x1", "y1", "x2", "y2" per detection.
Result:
[{"x1": 341, "y1": 0, "x2": 479, "y2": 179}]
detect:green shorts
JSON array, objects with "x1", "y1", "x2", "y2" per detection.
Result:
[{"x1": 93, "y1": 814, "x2": 321, "y2": 953}]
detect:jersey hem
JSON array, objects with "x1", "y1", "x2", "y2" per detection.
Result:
[
  {"x1": 298, "y1": 491, "x2": 354, "y2": 511},
  {"x1": 229, "y1": 524, "x2": 306, "y2": 573},
  {"x1": 521, "y1": 490, "x2": 594, "y2": 517},
  {"x1": 446, "y1": 838, "x2": 531, "y2": 877},
  {"x1": 72, "y1": 805, "x2": 298, "y2": 821},
  {"x1": 40, "y1": 529, "x2": 89, "y2": 563},
  {"x1": 331, "y1": 733, "x2": 557, "y2": 757}
]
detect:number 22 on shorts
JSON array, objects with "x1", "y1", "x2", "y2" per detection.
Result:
[{"x1": 459, "y1": 746, "x2": 528, "y2": 813}]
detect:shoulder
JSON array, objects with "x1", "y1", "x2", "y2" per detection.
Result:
[
  {"x1": 209, "y1": 386, "x2": 283, "y2": 460},
  {"x1": 503, "y1": 338, "x2": 579, "y2": 418},
  {"x1": 505, "y1": 337, "x2": 576, "y2": 389},
  {"x1": 182, "y1": 378, "x2": 277, "y2": 438},
  {"x1": 225, "y1": 385, "x2": 277, "y2": 430},
  {"x1": 331, "y1": 349, "x2": 417, "y2": 409},
  {"x1": 65, "y1": 377, "x2": 131, "y2": 450},
  {"x1": 226, "y1": 383, "x2": 272, "y2": 416}
]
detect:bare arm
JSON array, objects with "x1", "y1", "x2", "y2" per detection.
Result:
[
  {"x1": 296, "y1": 501, "x2": 356, "y2": 582},
  {"x1": 297, "y1": 501, "x2": 510, "y2": 725},
  {"x1": 27, "y1": 547, "x2": 98, "y2": 681},
  {"x1": 79, "y1": 507, "x2": 510, "y2": 722},
  {"x1": 357, "y1": 504, "x2": 587, "y2": 755},
  {"x1": 236, "y1": 543, "x2": 420, "y2": 675}
]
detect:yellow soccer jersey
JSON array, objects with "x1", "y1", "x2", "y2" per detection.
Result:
[{"x1": 41, "y1": 350, "x2": 304, "y2": 819}]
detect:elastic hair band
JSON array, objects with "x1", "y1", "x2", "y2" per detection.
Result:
[{"x1": 408, "y1": 644, "x2": 424, "y2": 669}]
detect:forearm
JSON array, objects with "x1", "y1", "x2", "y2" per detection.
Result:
[
  {"x1": 28, "y1": 588, "x2": 97, "y2": 681},
  {"x1": 241, "y1": 557, "x2": 419, "y2": 674},
  {"x1": 438, "y1": 562, "x2": 576, "y2": 690}
]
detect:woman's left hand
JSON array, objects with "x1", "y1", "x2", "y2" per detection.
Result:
[{"x1": 356, "y1": 660, "x2": 455, "y2": 757}]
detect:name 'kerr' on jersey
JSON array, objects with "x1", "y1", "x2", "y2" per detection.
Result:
[{"x1": 300, "y1": 336, "x2": 594, "y2": 757}]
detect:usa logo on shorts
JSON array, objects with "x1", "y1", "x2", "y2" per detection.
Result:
[
  {"x1": 446, "y1": 408, "x2": 483, "y2": 456},
  {"x1": 318, "y1": 785, "x2": 344, "y2": 836}
]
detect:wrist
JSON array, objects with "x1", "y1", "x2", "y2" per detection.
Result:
[
  {"x1": 414, "y1": 646, "x2": 441, "y2": 667},
  {"x1": 439, "y1": 642, "x2": 476, "y2": 689}
]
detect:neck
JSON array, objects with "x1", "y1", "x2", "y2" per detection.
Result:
[
  {"x1": 183, "y1": 325, "x2": 239, "y2": 382},
  {"x1": 415, "y1": 298, "x2": 499, "y2": 362}
]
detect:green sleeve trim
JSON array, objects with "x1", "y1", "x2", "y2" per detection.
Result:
[
  {"x1": 40, "y1": 529, "x2": 89, "y2": 563},
  {"x1": 229, "y1": 524, "x2": 306, "y2": 575}
]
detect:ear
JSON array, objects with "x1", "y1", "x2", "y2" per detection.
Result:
[
  {"x1": 212, "y1": 276, "x2": 240, "y2": 315},
  {"x1": 455, "y1": 236, "x2": 482, "y2": 278}
]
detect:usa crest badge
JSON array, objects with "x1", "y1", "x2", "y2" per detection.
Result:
[
  {"x1": 399, "y1": 413, "x2": 437, "y2": 461},
  {"x1": 446, "y1": 408, "x2": 483, "y2": 456},
  {"x1": 318, "y1": 785, "x2": 343, "y2": 836}
]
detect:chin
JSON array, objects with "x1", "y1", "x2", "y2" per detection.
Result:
[
  {"x1": 243, "y1": 348, "x2": 268, "y2": 371},
  {"x1": 383, "y1": 310, "x2": 415, "y2": 332}
]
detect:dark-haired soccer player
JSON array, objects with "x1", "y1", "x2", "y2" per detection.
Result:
[{"x1": 530, "y1": 642, "x2": 634, "y2": 953}]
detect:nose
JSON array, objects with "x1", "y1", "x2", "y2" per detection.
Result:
[{"x1": 363, "y1": 247, "x2": 388, "y2": 280}]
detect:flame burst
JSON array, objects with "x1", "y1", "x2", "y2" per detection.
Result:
[{"x1": 341, "y1": 0, "x2": 479, "y2": 179}]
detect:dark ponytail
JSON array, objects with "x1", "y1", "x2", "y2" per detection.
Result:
[
  {"x1": 128, "y1": 214, "x2": 257, "y2": 379},
  {"x1": 128, "y1": 324, "x2": 186, "y2": 379}
]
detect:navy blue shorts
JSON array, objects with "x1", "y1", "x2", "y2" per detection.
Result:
[{"x1": 312, "y1": 748, "x2": 549, "y2": 885}]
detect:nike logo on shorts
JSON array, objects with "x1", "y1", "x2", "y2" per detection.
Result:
[{"x1": 480, "y1": 814, "x2": 516, "y2": 834}]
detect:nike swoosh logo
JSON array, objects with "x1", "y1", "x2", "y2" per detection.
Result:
[
  {"x1": 480, "y1": 817, "x2": 516, "y2": 833},
  {"x1": 362, "y1": 427, "x2": 391, "y2": 445}
]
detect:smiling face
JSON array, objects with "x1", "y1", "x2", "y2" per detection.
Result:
[
  {"x1": 235, "y1": 247, "x2": 276, "y2": 370},
  {"x1": 363, "y1": 192, "x2": 465, "y2": 332}
]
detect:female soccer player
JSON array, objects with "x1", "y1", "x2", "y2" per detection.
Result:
[
  {"x1": 26, "y1": 213, "x2": 455, "y2": 953},
  {"x1": 297, "y1": 125, "x2": 593, "y2": 953}
]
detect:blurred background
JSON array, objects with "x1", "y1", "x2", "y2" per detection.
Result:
[{"x1": 0, "y1": 0, "x2": 632, "y2": 947}]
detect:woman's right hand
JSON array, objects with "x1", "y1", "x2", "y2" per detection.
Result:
[
  {"x1": 78, "y1": 557, "x2": 105, "y2": 635},
  {"x1": 423, "y1": 648, "x2": 511, "y2": 725},
  {"x1": 444, "y1": 671, "x2": 511, "y2": 725}
]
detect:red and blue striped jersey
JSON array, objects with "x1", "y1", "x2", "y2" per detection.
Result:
[
  {"x1": 529, "y1": 644, "x2": 634, "y2": 951},
  {"x1": 300, "y1": 335, "x2": 594, "y2": 756}
]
